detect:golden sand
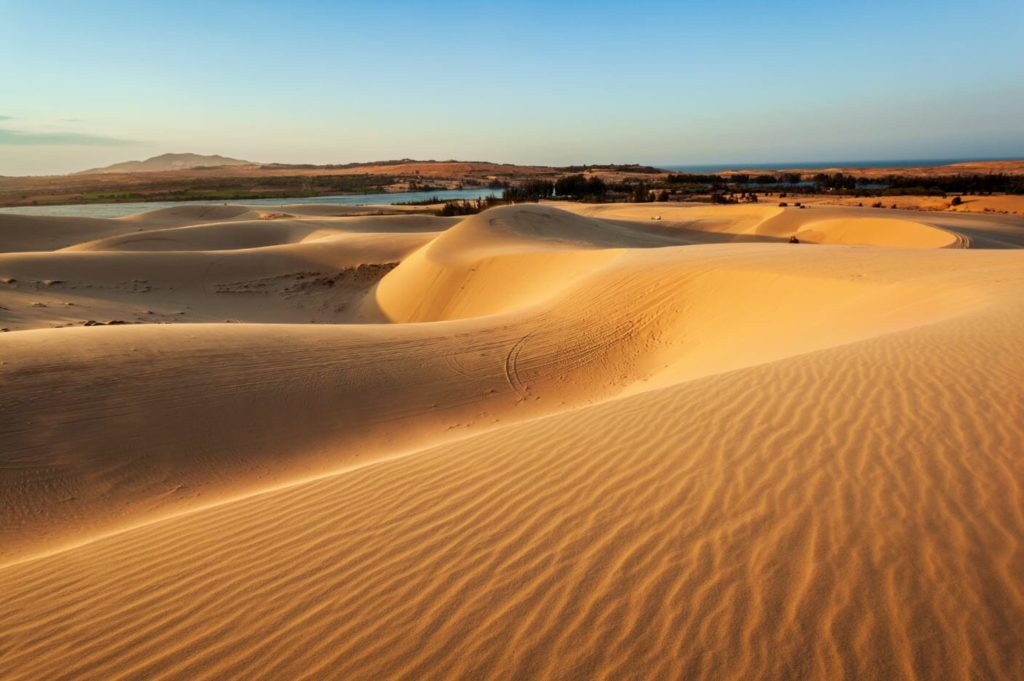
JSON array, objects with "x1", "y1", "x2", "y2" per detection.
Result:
[{"x1": 1, "y1": 202, "x2": 1022, "y2": 680}]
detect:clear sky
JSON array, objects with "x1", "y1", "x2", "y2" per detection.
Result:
[{"x1": 2, "y1": 0, "x2": 1023, "y2": 174}]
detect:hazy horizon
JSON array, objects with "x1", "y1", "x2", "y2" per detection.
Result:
[
  {"x1": 3, "y1": 0, "x2": 1023, "y2": 175},
  {"x1": 10, "y1": 153, "x2": 1024, "y2": 179}
]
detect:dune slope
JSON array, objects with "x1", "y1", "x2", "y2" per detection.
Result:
[{"x1": 1, "y1": 202, "x2": 1023, "y2": 680}]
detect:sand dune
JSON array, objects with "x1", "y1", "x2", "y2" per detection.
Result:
[
  {"x1": 67, "y1": 214, "x2": 452, "y2": 252},
  {"x1": 0, "y1": 208, "x2": 452, "y2": 330},
  {"x1": 1, "y1": 201, "x2": 1023, "y2": 680},
  {"x1": 0, "y1": 213, "x2": 135, "y2": 252},
  {"x1": 792, "y1": 217, "x2": 963, "y2": 248},
  {"x1": 560, "y1": 202, "x2": 967, "y2": 247}
]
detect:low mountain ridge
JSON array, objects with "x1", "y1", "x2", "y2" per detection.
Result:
[{"x1": 79, "y1": 152, "x2": 252, "y2": 174}]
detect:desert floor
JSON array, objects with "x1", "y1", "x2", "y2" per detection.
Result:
[{"x1": 1, "y1": 201, "x2": 1022, "y2": 680}]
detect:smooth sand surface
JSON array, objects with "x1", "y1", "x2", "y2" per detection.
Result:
[
  {"x1": 1, "y1": 202, "x2": 1022, "y2": 680},
  {"x1": 781, "y1": 193, "x2": 1024, "y2": 217}
]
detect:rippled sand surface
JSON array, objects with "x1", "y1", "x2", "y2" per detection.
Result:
[{"x1": 2, "y1": 202, "x2": 1022, "y2": 680}]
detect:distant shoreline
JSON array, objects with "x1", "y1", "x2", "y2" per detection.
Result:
[
  {"x1": 2, "y1": 158, "x2": 1021, "y2": 211},
  {"x1": 660, "y1": 157, "x2": 1024, "y2": 173},
  {"x1": 0, "y1": 187, "x2": 502, "y2": 219}
]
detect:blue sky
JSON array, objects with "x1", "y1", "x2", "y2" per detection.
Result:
[{"x1": 2, "y1": 0, "x2": 1023, "y2": 174}]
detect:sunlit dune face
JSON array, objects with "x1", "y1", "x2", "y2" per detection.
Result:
[{"x1": 1, "y1": 202, "x2": 1023, "y2": 680}]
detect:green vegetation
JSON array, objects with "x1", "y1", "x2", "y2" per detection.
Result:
[
  {"x1": 435, "y1": 196, "x2": 506, "y2": 216},
  {"x1": 504, "y1": 180, "x2": 555, "y2": 202},
  {"x1": 79, "y1": 191, "x2": 141, "y2": 201},
  {"x1": 558, "y1": 163, "x2": 663, "y2": 175},
  {"x1": 879, "y1": 173, "x2": 1024, "y2": 195},
  {"x1": 630, "y1": 182, "x2": 654, "y2": 202},
  {"x1": 554, "y1": 174, "x2": 607, "y2": 201},
  {"x1": 62, "y1": 174, "x2": 398, "y2": 205}
]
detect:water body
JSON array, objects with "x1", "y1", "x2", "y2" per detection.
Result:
[
  {"x1": 0, "y1": 187, "x2": 501, "y2": 219},
  {"x1": 660, "y1": 158, "x2": 1016, "y2": 173}
]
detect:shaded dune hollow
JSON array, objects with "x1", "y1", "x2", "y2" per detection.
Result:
[{"x1": 1, "y1": 202, "x2": 1023, "y2": 680}]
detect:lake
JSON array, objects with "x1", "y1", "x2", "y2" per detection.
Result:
[{"x1": 0, "y1": 187, "x2": 502, "y2": 218}]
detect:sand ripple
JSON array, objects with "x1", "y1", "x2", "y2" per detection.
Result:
[{"x1": 1, "y1": 203, "x2": 1022, "y2": 679}]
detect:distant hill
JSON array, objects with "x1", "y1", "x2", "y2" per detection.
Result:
[{"x1": 78, "y1": 153, "x2": 253, "y2": 174}]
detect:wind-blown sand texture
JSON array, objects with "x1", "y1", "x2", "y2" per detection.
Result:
[{"x1": 1, "y1": 201, "x2": 1022, "y2": 680}]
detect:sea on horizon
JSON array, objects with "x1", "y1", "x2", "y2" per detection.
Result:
[{"x1": 659, "y1": 157, "x2": 1017, "y2": 173}]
